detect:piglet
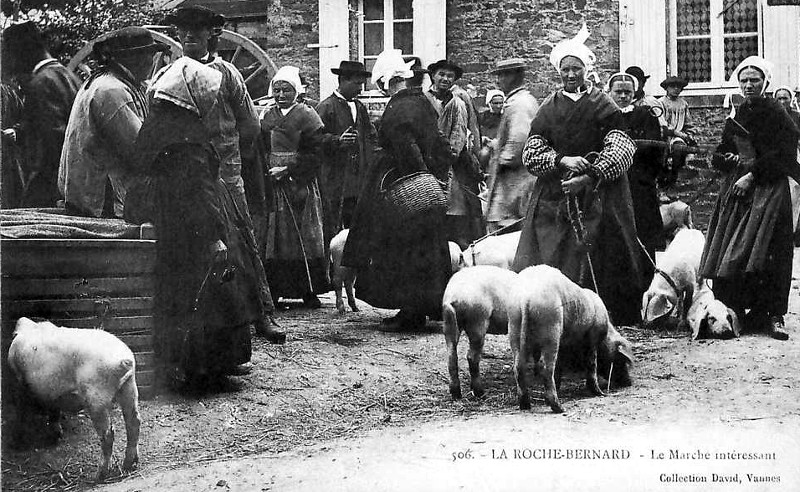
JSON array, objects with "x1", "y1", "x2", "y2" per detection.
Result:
[
  {"x1": 510, "y1": 265, "x2": 618, "y2": 413},
  {"x1": 330, "y1": 229, "x2": 358, "y2": 314},
  {"x1": 687, "y1": 280, "x2": 741, "y2": 340},
  {"x1": 641, "y1": 228, "x2": 705, "y2": 329},
  {"x1": 442, "y1": 265, "x2": 518, "y2": 399},
  {"x1": 7, "y1": 317, "x2": 141, "y2": 481},
  {"x1": 460, "y1": 231, "x2": 521, "y2": 270}
]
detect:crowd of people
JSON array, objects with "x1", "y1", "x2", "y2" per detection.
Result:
[{"x1": 2, "y1": 8, "x2": 798, "y2": 390}]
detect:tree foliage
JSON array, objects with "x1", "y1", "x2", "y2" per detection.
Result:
[{"x1": 2, "y1": 0, "x2": 169, "y2": 64}]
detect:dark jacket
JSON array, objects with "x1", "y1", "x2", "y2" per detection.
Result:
[
  {"x1": 20, "y1": 60, "x2": 79, "y2": 207},
  {"x1": 316, "y1": 93, "x2": 377, "y2": 201}
]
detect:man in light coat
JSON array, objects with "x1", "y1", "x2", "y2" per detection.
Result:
[{"x1": 485, "y1": 58, "x2": 539, "y2": 233}]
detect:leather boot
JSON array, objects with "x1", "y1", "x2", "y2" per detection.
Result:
[
  {"x1": 768, "y1": 315, "x2": 789, "y2": 341},
  {"x1": 255, "y1": 317, "x2": 287, "y2": 344}
]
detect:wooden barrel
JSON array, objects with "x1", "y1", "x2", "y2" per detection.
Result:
[{"x1": 1, "y1": 237, "x2": 158, "y2": 399}]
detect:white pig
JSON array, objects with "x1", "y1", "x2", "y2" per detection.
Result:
[
  {"x1": 460, "y1": 231, "x2": 521, "y2": 270},
  {"x1": 442, "y1": 266, "x2": 518, "y2": 399},
  {"x1": 686, "y1": 280, "x2": 741, "y2": 340},
  {"x1": 7, "y1": 317, "x2": 141, "y2": 481},
  {"x1": 329, "y1": 229, "x2": 358, "y2": 314},
  {"x1": 510, "y1": 265, "x2": 621, "y2": 413},
  {"x1": 641, "y1": 228, "x2": 705, "y2": 329}
]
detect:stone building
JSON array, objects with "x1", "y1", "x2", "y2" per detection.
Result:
[{"x1": 168, "y1": 0, "x2": 800, "y2": 136}]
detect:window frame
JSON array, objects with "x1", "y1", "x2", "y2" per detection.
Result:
[
  {"x1": 358, "y1": 0, "x2": 417, "y2": 95},
  {"x1": 669, "y1": 0, "x2": 764, "y2": 91}
]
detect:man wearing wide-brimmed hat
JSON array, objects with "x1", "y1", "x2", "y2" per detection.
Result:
[
  {"x1": 315, "y1": 60, "x2": 377, "y2": 253},
  {"x1": 484, "y1": 58, "x2": 539, "y2": 233},
  {"x1": 161, "y1": 5, "x2": 284, "y2": 344},
  {"x1": 3, "y1": 21, "x2": 80, "y2": 208},
  {"x1": 59, "y1": 26, "x2": 169, "y2": 218},
  {"x1": 424, "y1": 59, "x2": 484, "y2": 247}
]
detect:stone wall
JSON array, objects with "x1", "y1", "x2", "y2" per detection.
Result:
[
  {"x1": 445, "y1": 0, "x2": 620, "y2": 103},
  {"x1": 227, "y1": 0, "x2": 320, "y2": 101}
]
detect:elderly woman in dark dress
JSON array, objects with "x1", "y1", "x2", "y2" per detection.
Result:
[
  {"x1": 607, "y1": 72, "x2": 666, "y2": 258},
  {"x1": 138, "y1": 58, "x2": 267, "y2": 389},
  {"x1": 513, "y1": 26, "x2": 647, "y2": 326},
  {"x1": 259, "y1": 66, "x2": 328, "y2": 308},
  {"x1": 342, "y1": 49, "x2": 454, "y2": 331},
  {"x1": 700, "y1": 56, "x2": 799, "y2": 341}
]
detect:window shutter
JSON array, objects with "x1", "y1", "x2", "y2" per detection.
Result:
[
  {"x1": 319, "y1": 0, "x2": 351, "y2": 99},
  {"x1": 618, "y1": 0, "x2": 668, "y2": 94},
  {"x1": 762, "y1": 3, "x2": 800, "y2": 89},
  {"x1": 413, "y1": 0, "x2": 446, "y2": 65}
]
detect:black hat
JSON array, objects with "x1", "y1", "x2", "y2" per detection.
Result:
[
  {"x1": 625, "y1": 66, "x2": 649, "y2": 83},
  {"x1": 660, "y1": 75, "x2": 689, "y2": 90},
  {"x1": 2, "y1": 21, "x2": 46, "y2": 52},
  {"x1": 406, "y1": 56, "x2": 428, "y2": 74},
  {"x1": 331, "y1": 60, "x2": 371, "y2": 77},
  {"x1": 93, "y1": 27, "x2": 170, "y2": 58},
  {"x1": 427, "y1": 59, "x2": 463, "y2": 79},
  {"x1": 164, "y1": 5, "x2": 226, "y2": 29}
]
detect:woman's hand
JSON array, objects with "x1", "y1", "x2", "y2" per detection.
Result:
[
  {"x1": 559, "y1": 155, "x2": 590, "y2": 175},
  {"x1": 561, "y1": 174, "x2": 594, "y2": 195},
  {"x1": 208, "y1": 239, "x2": 228, "y2": 263},
  {"x1": 732, "y1": 172, "x2": 754, "y2": 197},
  {"x1": 723, "y1": 152, "x2": 740, "y2": 166},
  {"x1": 269, "y1": 166, "x2": 289, "y2": 180}
]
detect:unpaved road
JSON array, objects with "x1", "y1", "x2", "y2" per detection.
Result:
[{"x1": 4, "y1": 251, "x2": 800, "y2": 492}]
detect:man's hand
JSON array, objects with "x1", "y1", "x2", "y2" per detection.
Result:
[
  {"x1": 269, "y1": 165, "x2": 289, "y2": 180},
  {"x1": 732, "y1": 172, "x2": 754, "y2": 197},
  {"x1": 561, "y1": 174, "x2": 594, "y2": 195},
  {"x1": 559, "y1": 155, "x2": 590, "y2": 175}
]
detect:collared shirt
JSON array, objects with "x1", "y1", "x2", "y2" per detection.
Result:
[
  {"x1": 333, "y1": 90, "x2": 357, "y2": 123},
  {"x1": 32, "y1": 58, "x2": 58, "y2": 75}
]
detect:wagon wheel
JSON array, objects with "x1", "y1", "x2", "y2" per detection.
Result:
[
  {"x1": 68, "y1": 28, "x2": 278, "y2": 103},
  {"x1": 66, "y1": 29, "x2": 182, "y2": 82}
]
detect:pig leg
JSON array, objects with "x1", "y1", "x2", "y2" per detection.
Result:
[
  {"x1": 511, "y1": 308, "x2": 531, "y2": 410},
  {"x1": 585, "y1": 343, "x2": 605, "y2": 397},
  {"x1": 466, "y1": 320, "x2": 488, "y2": 398},
  {"x1": 345, "y1": 272, "x2": 359, "y2": 312},
  {"x1": 541, "y1": 339, "x2": 564, "y2": 413},
  {"x1": 89, "y1": 407, "x2": 114, "y2": 482},
  {"x1": 117, "y1": 377, "x2": 141, "y2": 472},
  {"x1": 443, "y1": 303, "x2": 462, "y2": 399},
  {"x1": 333, "y1": 272, "x2": 346, "y2": 315}
]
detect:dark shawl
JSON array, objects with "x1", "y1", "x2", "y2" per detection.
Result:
[
  {"x1": 622, "y1": 105, "x2": 666, "y2": 256},
  {"x1": 341, "y1": 87, "x2": 454, "y2": 316}
]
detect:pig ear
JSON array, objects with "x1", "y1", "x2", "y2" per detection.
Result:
[
  {"x1": 616, "y1": 342, "x2": 635, "y2": 364},
  {"x1": 727, "y1": 307, "x2": 742, "y2": 338},
  {"x1": 689, "y1": 306, "x2": 707, "y2": 340}
]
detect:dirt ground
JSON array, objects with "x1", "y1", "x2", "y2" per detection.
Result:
[{"x1": 2, "y1": 163, "x2": 800, "y2": 491}]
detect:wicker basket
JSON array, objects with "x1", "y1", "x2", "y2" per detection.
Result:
[{"x1": 379, "y1": 169, "x2": 447, "y2": 220}]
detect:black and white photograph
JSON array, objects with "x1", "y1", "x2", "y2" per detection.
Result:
[{"x1": 1, "y1": 0, "x2": 799, "y2": 490}]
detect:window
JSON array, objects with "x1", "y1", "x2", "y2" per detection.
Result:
[
  {"x1": 671, "y1": 0, "x2": 762, "y2": 86},
  {"x1": 359, "y1": 0, "x2": 415, "y2": 90}
]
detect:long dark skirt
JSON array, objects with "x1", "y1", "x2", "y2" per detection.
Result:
[
  {"x1": 353, "y1": 200, "x2": 452, "y2": 318},
  {"x1": 154, "y1": 178, "x2": 260, "y2": 381},
  {"x1": 514, "y1": 175, "x2": 649, "y2": 325},
  {"x1": 701, "y1": 174, "x2": 793, "y2": 315}
]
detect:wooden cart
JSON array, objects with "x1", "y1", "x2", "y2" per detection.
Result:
[{"x1": 1, "y1": 233, "x2": 158, "y2": 398}]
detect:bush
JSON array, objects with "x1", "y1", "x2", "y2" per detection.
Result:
[{"x1": 2, "y1": 0, "x2": 168, "y2": 64}]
